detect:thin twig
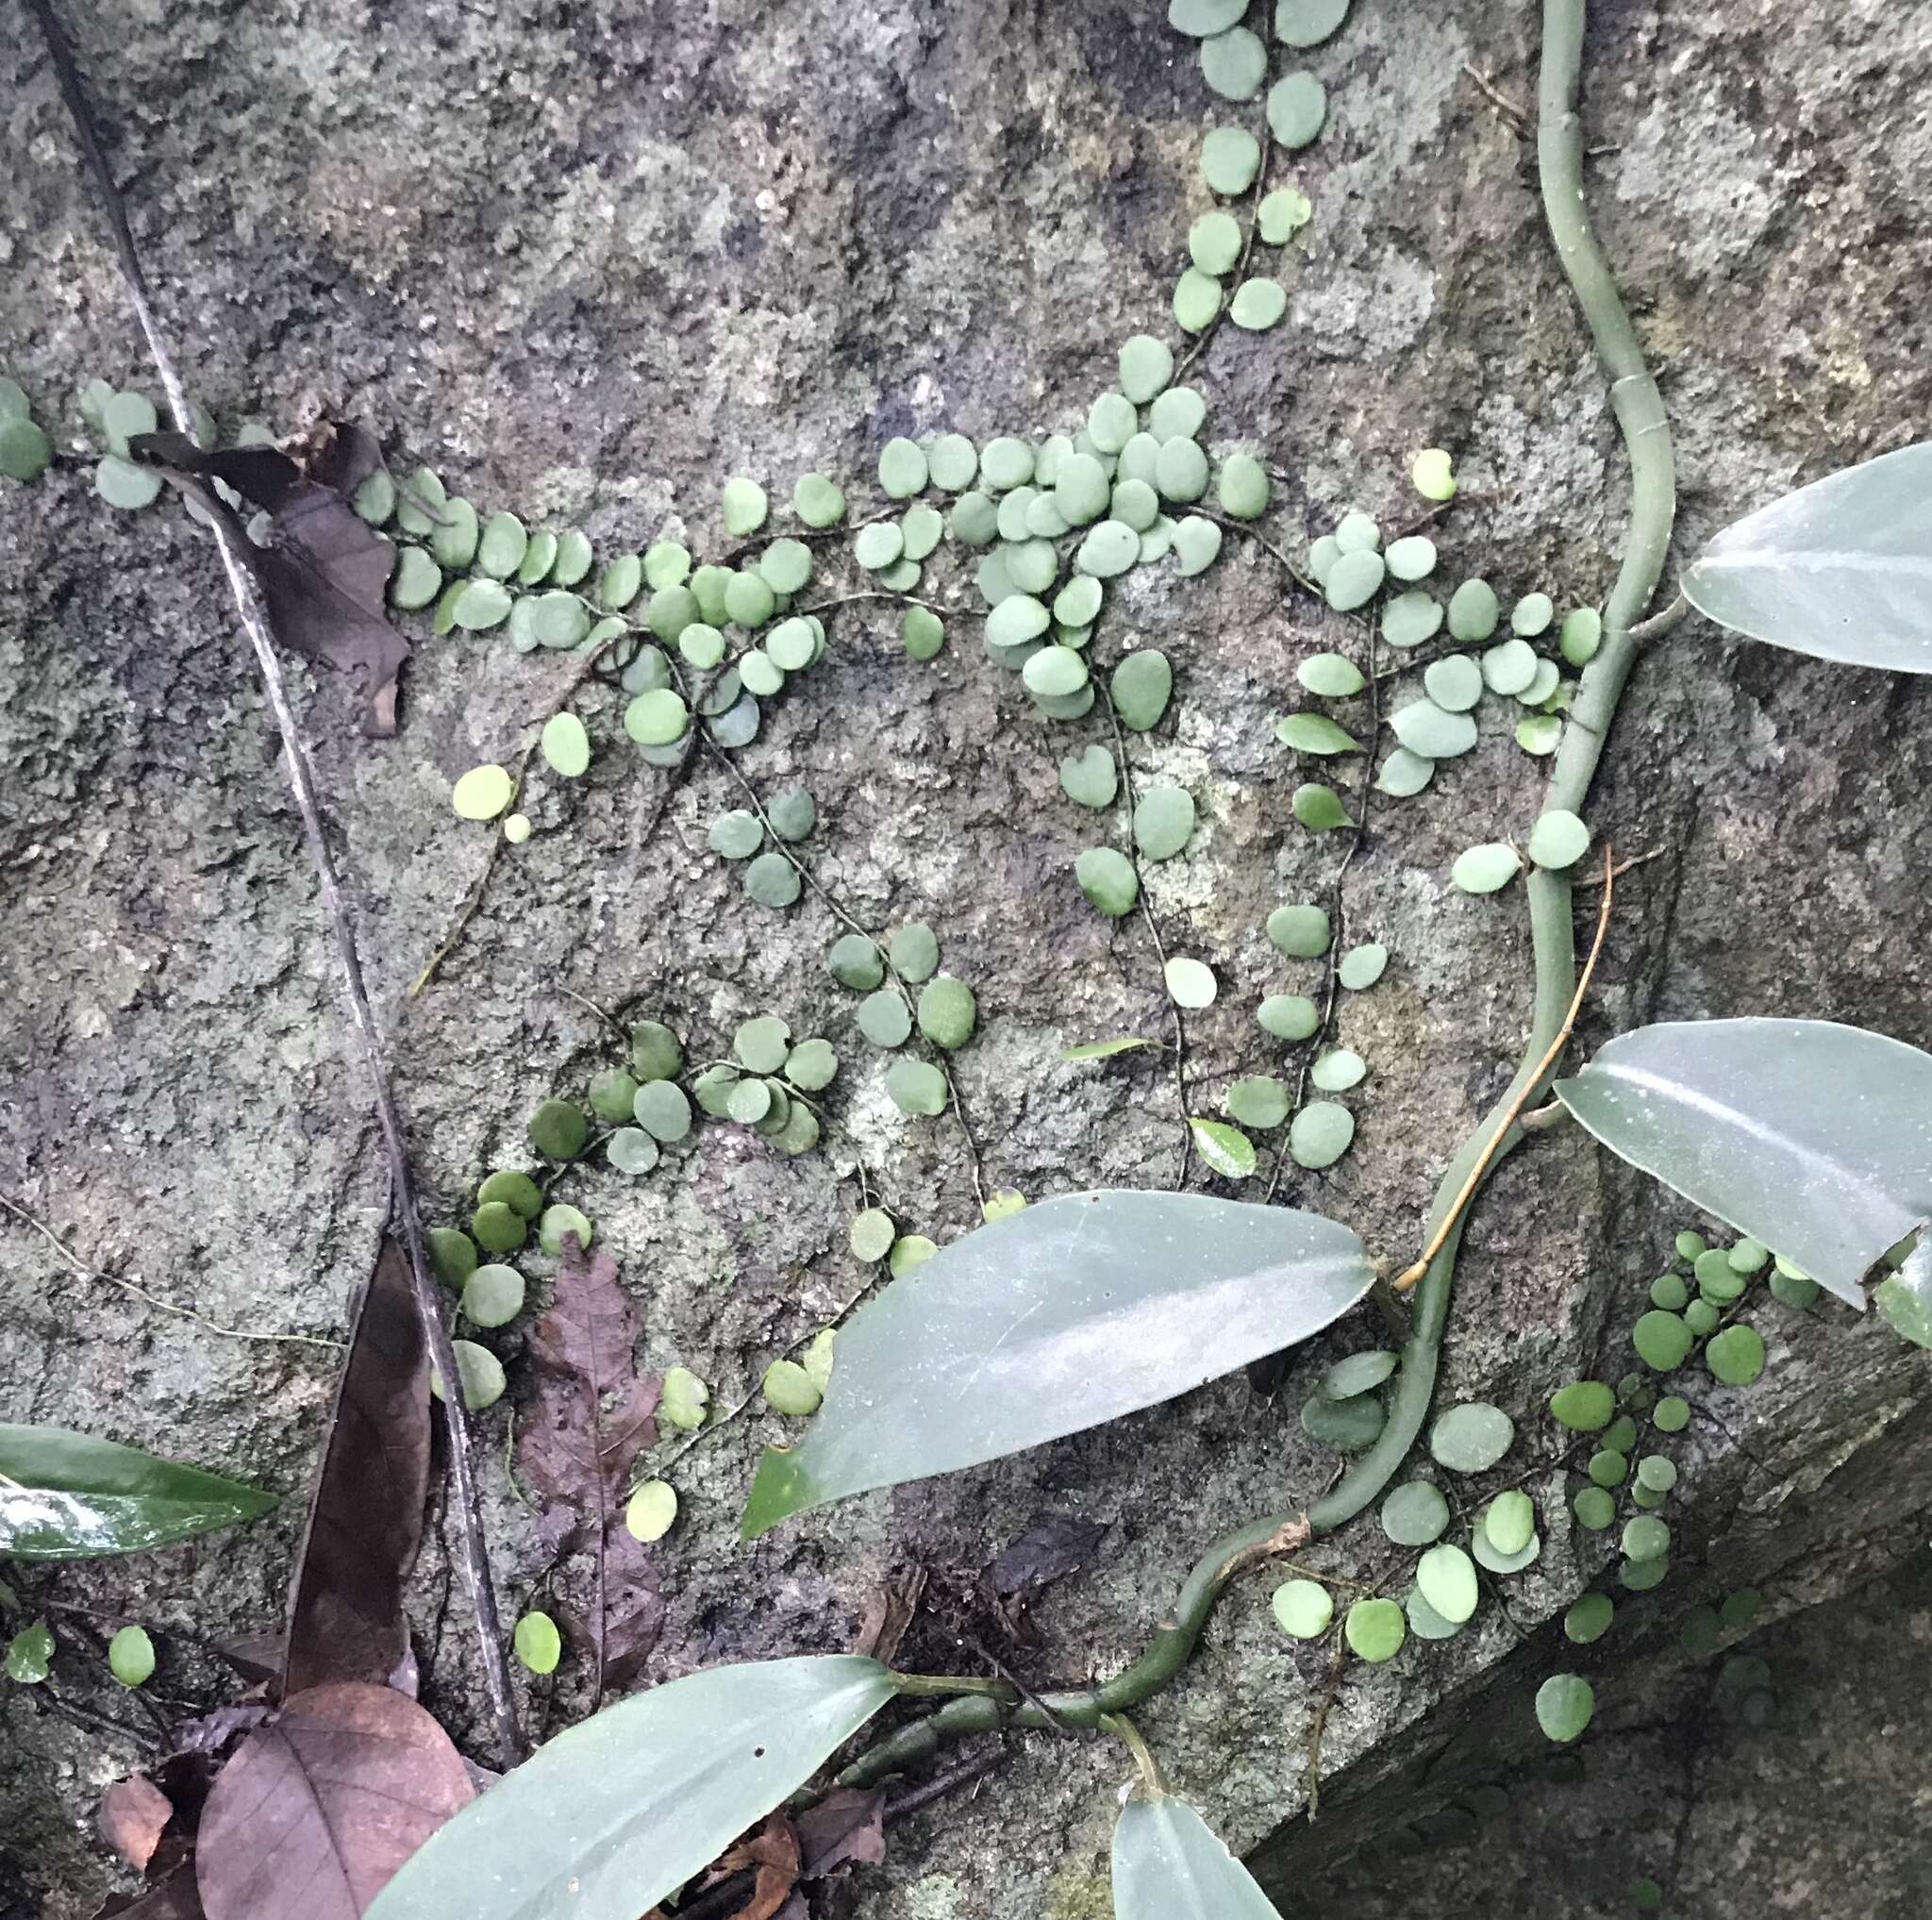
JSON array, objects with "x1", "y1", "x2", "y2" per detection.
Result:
[
  {"x1": 1628, "y1": 592, "x2": 1690, "y2": 643},
  {"x1": 795, "y1": 589, "x2": 951, "y2": 619},
  {"x1": 25, "y1": 0, "x2": 522, "y2": 1763},
  {"x1": 1392, "y1": 841, "x2": 1616, "y2": 1292},
  {"x1": 1196, "y1": 509, "x2": 1324, "y2": 599},
  {"x1": 1100, "y1": 684, "x2": 1191, "y2": 1189},
  {"x1": 1, "y1": 1194, "x2": 340, "y2": 1349},
  {"x1": 882, "y1": 1745, "x2": 1009, "y2": 1819},
  {"x1": 1518, "y1": 1100, "x2": 1572, "y2": 1133},
  {"x1": 557, "y1": 986, "x2": 631, "y2": 1045},
  {"x1": 1463, "y1": 62, "x2": 1530, "y2": 132},
  {"x1": 1303, "y1": 1625, "x2": 1349, "y2": 1820},
  {"x1": 1574, "y1": 844, "x2": 1662, "y2": 886}
]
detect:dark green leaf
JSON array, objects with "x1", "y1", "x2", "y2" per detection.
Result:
[
  {"x1": 1556, "y1": 1018, "x2": 1932, "y2": 1308},
  {"x1": 741, "y1": 1193, "x2": 1374, "y2": 1536},
  {"x1": 362, "y1": 1656, "x2": 897, "y2": 1920},
  {"x1": 0, "y1": 1425, "x2": 276, "y2": 1560}
]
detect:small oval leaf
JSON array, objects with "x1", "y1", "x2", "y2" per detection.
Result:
[
  {"x1": 1189, "y1": 1118, "x2": 1257, "y2": 1179},
  {"x1": 1682, "y1": 442, "x2": 1932, "y2": 670},
  {"x1": 1555, "y1": 1018, "x2": 1932, "y2": 1307},
  {"x1": 1112, "y1": 1794, "x2": 1279, "y2": 1920},
  {"x1": 362, "y1": 1656, "x2": 897, "y2": 1920},
  {"x1": 0, "y1": 1426, "x2": 277, "y2": 1561},
  {"x1": 741, "y1": 1194, "x2": 1374, "y2": 1536}
]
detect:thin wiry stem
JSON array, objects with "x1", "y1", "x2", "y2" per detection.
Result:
[
  {"x1": 689, "y1": 716, "x2": 990, "y2": 1208},
  {"x1": 26, "y1": 0, "x2": 522, "y2": 1763},
  {"x1": 1, "y1": 1195, "x2": 340, "y2": 1350}
]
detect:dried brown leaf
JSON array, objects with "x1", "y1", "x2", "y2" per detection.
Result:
[
  {"x1": 130, "y1": 431, "x2": 410, "y2": 736},
  {"x1": 193, "y1": 1682, "x2": 472, "y2": 1920},
  {"x1": 795, "y1": 1785, "x2": 887, "y2": 1880},
  {"x1": 850, "y1": 1566, "x2": 925, "y2": 1665},
  {"x1": 517, "y1": 1235, "x2": 661, "y2": 1693},
  {"x1": 282, "y1": 1240, "x2": 428, "y2": 1697},
  {"x1": 713, "y1": 1812, "x2": 801, "y2": 1920},
  {"x1": 97, "y1": 1775, "x2": 174, "y2": 1873},
  {"x1": 985, "y1": 1515, "x2": 1108, "y2": 1600}
]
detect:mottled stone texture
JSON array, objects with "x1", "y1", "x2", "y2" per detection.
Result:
[{"x1": 2, "y1": 2, "x2": 1929, "y2": 1916}]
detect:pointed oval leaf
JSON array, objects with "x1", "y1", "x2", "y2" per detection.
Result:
[
  {"x1": 1111, "y1": 1794, "x2": 1279, "y2": 1920},
  {"x1": 1061, "y1": 1036, "x2": 1159, "y2": 1061},
  {"x1": 362, "y1": 1656, "x2": 897, "y2": 1920},
  {"x1": 1554, "y1": 1018, "x2": 1932, "y2": 1307},
  {"x1": 1189, "y1": 1118, "x2": 1257, "y2": 1179},
  {"x1": 1681, "y1": 442, "x2": 1932, "y2": 670},
  {"x1": 741, "y1": 1192, "x2": 1374, "y2": 1537},
  {"x1": 0, "y1": 1425, "x2": 277, "y2": 1560}
]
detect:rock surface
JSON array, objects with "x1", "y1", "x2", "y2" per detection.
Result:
[{"x1": 3, "y1": 1, "x2": 1929, "y2": 1916}]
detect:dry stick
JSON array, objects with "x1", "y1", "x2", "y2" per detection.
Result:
[
  {"x1": 1628, "y1": 591, "x2": 1690, "y2": 644},
  {"x1": 1100, "y1": 683, "x2": 1192, "y2": 1189},
  {"x1": 690, "y1": 717, "x2": 991, "y2": 1209},
  {"x1": 26, "y1": 0, "x2": 523, "y2": 1763},
  {"x1": 1463, "y1": 61, "x2": 1531, "y2": 131},
  {"x1": 1, "y1": 1194, "x2": 341, "y2": 1350},
  {"x1": 1303, "y1": 1625, "x2": 1349, "y2": 1820},
  {"x1": 1391, "y1": 841, "x2": 1616, "y2": 1294}
]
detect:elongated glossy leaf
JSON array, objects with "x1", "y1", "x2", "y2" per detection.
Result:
[
  {"x1": 1111, "y1": 1794, "x2": 1279, "y2": 1920},
  {"x1": 1681, "y1": 442, "x2": 1932, "y2": 670},
  {"x1": 1555, "y1": 1018, "x2": 1932, "y2": 1307},
  {"x1": 0, "y1": 1425, "x2": 276, "y2": 1560},
  {"x1": 741, "y1": 1192, "x2": 1374, "y2": 1537},
  {"x1": 362, "y1": 1657, "x2": 896, "y2": 1920}
]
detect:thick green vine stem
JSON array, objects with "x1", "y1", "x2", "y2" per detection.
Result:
[{"x1": 838, "y1": 0, "x2": 1675, "y2": 1793}]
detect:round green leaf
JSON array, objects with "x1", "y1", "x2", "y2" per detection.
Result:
[
  {"x1": 858, "y1": 991, "x2": 913, "y2": 1049},
  {"x1": 1528, "y1": 810, "x2": 1591, "y2": 870},
  {"x1": 1453, "y1": 843, "x2": 1523, "y2": 895},
  {"x1": 1271, "y1": 1578, "x2": 1334, "y2": 1640},
  {"x1": 917, "y1": 977, "x2": 977, "y2": 1049},
  {"x1": 885, "y1": 1058, "x2": 949, "y2": 1116},
  {"x1": 1380, "y1": 1479, "x2": 1450, "y2": 1546},
  {"x1": 1344, "y1": 1597, "x2": 1406, "y2": 1663},
  {"x1": 1133, "y1": 786, "x2": 1195, "y2": 860},
  {"x1": 1535, "y1": 1674, "x2": 1595, "y2": 1744},
  {"x1": 1429, "y1": 1402, "x2": 1513, "y2": 1473},
  {"x1": 1550, "y1": 1380, "x2": 1617, "y2": 1431},
  {"x1": 1164, "y1": 957, "x2": 1217, "y2": 1010},
  {"x1": 1289, "y1": 1101, "x2": 1354, "y2": 1169},
  {"x1": 1258, "y1": 994, "x2": 1319, "y2": 1041},
  {"x1": 541, "y1": 712, "x2": 591, "y2": 778},
  {"x1": 1337, "y1": 943, "x2": 1388, "y2": 990},
  {"x1": 1225, "y1": 1077, "x2": 1290, "y2": 1130},
  {"x1": 108, "y1": 1624, "x2": 156, "y2": 1688},
  {"x1": 1416, "y1": 1543, "x2": 1478, "y2": 1625}
]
